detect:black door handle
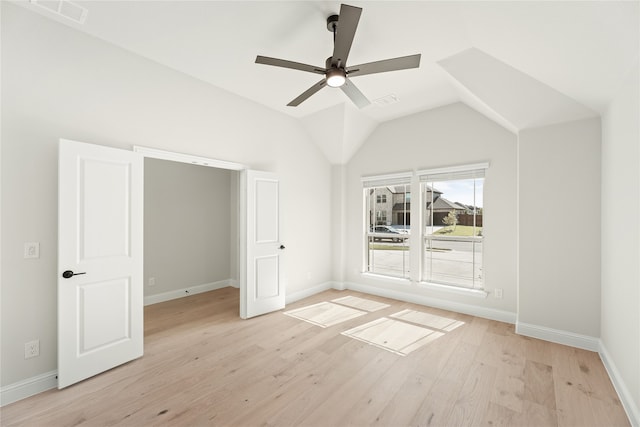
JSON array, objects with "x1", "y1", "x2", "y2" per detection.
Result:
[
  {"x1": 279, "y1": 245, "x2": 286, "y2": 250},
  {"x1": 62, "y1": 270, "x2": 86, "y2": 279}
]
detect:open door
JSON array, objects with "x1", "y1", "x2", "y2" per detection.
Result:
[
  {"x1": 58, "y1": 139, "x2": 143, "y2": 388},
  {"x1": 240, "y1": 170, "x2": 285, "y2": 319}
]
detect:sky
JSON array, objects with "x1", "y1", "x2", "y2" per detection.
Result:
[{"x1": 432, "y1": 178, "x2": 483, "y2": 207}]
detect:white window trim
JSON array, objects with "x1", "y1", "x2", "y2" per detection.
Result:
[
  {"x1": 362, "y1": 171, "x2": 412, "y2": 188},
  {"x1": 416, "y1": 162, "x2": 489, "y2": 178}
]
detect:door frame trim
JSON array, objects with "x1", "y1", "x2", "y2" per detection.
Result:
[
  {"x1": 133, "y1": 145, "x2": 246, "y2": 314},
  {"x1": 133, "y1": 145, "x2": 247, "y2": 171}
]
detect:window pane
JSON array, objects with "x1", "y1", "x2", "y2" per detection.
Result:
[
  {"x1": 365, "y1": 184, "x2": 411, "y2": 279},
  {"x1": 423, "y1": 238, "x2": 482, "y2": 288},
  {"x1": 422, "y1": 177, "x2": 484, "y2": 288}
]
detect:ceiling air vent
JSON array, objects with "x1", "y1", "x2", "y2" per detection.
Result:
[
  {"x1": 373, "y1": 94, "x2": 399, "y2": 107},
  {"x1": 29, "y1": 0, "x2": 88, "y2": 24}
]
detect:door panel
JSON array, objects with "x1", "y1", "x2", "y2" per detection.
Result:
[
  {"x1": 80, "y1": 158, "x2": 131, "y2": 259},
  {"x1": 255, "y1": 255, "x2": 279, "y2": 299},
  {"x1": 58, "y1": 139, "x2": 143, "y2": 388},
  {"x1": 240, "y1": 170, "x2": 284, "y2": 319}
]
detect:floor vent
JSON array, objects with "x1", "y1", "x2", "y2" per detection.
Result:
[{"x1": 29, "y1": 0, "x2": 88, "y2": 24}]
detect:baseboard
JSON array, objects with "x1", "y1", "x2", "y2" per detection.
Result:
[
  {"x1": 341, "y1": 281, "x2": 516, "y2": 324},
  {"x1": 285, "y1": 281, "x2": 336, "y2": 304},
  {"x1": 599, "y1": 341, "x2": 639, "y2": 426},
  {"x1": 144, "y1": 279, "x2": 232, "y2": 306},
  {"x1": 515, "y1": 322, "x2": 599, "y2": 351},
  {"x1": 228, "y1": 279, "x2": 239, "y2": 289},
  {"x1": 0, "y1": 370, "x2": 58, "y2": 407}
]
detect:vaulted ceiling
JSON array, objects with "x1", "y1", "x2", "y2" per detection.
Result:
[{"x1": 15, "y1": 1, "x2": 639, "y2": 163}]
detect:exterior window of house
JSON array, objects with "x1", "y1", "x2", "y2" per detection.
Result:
[
  {"x1": 419, "y1": 164, "x2": 486, "y2": 289},
  {"x1": 362, "y1": 173, "x2": 411, "y2": 279}
]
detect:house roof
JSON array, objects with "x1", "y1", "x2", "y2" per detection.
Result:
[
  {"x1": 14, "y1": 1, "x2": 639, "y2": 163},
  {"x1": 432, "y1": 197, "x2": 467, "y2": 212}
]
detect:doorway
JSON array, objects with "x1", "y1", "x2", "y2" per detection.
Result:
[
  {"x1": 58, "y1": 140, "x2": 284, "y2": 388},
  {"x1": 143, "y1": 157, "x2": 240, "y2": 306}
]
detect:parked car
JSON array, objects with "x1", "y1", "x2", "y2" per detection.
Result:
[{"x1": 371, "y1": 225, "x2": 405, "y2": 242}]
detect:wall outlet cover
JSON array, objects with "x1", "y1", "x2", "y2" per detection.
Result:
[{"x1": 24, "y1": 242, "x2": 40, "y2": 259}]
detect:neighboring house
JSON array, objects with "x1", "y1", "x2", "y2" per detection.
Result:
[
  {"x1": 371, "y1": 185, "x2": 441, "y2": 227},
  {"x1": 430, "y1": 197, "x2": 467, "y2": 226},
  {"x1": 371, "y1": 185, "x2": 480, "y2": 227}
]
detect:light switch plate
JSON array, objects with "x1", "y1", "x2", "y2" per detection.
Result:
[{"x1": 24, "y1": 242, "x2": 40, "y2": 259}]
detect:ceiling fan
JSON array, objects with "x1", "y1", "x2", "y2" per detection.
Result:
[{"x1": 255, "y1": 4, "x2": 421, "y2": 109}]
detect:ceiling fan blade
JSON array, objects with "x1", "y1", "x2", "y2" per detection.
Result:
[
  {"x1": 287, "y1": 79, "x2": 327, "y2": 107},
  {"x1": 256, "y1": 56, "x2": 326, "y2": 75},
  {"x1": 340, "y1": 79, "x2": 370, "y2": 109},
  {"x1": 331, "y1": 4, "x2": 362, "y2": 67},
  {"x1": 346, "y1": 54, "x2": 422, "y2": 78}
]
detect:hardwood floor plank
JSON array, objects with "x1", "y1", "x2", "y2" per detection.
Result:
[{"x1": 0, "y1": 288, "x2": 629, "y2": 427}]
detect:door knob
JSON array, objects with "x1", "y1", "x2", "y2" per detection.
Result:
[
  {"x1": 62, "y1": 270, "x2": 86, "y2": 279},
  {"x1": 279, "y1": 245, "x2": 286, "y2": 250}
]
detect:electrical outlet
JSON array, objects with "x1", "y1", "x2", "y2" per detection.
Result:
[
  {"x1": 24, "y1": 242, "x2": 40, "y2": 259},
  {"x1": 494, "y1": 288, "x2": 503, "y2": 299},
  {"x1": 148, "y1": 277, "x2": 156, "y2": 287},
  {"x1": 25, "y1": 340, "x2": 40, "y2": 359}
]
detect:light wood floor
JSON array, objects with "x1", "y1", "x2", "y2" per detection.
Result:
[{"x1": 1, "y1": 288, "x2": 629, "y2": 426}]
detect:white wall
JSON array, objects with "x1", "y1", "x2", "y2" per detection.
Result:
[
  {"x1": 601, "y1": 64, "x2": 640, "y2": 423},
  {"x1": 518, "y1": 118, "x2": 601, "y2": 339},
  {"x1": 341, "y1": 103, "x2": 518, "y2": 317},
  {"x1": 1, "y1": 3, "x2": 332, "y2": 388},
  {"x1": 144, "y1": 158, "x2": 232, "y2": 296}
]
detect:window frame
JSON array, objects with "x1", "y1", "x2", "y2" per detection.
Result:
[
  {"x1": 361, "y1": 172, "x2": 412, "y2": 280},
  {"x1": 360, "y1": 164, "x2": 488, "y2": 291},
  {"x1": 417, "y1": 163, "x2": 488, "y2": 290}
]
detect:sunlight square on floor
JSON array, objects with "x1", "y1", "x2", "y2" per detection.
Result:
[
  {"x1": 331, "y1": 295, "x2": 390, "y2": 312},
  {"x1": 390, "y1": 309, "x2": 465, "y2": 331},
  {"x1": 341, "y1": 317, "x2": 444, "y2": 356},
  {"x1": 283, "y1": 302, "x2": 367, "y2": 328}
]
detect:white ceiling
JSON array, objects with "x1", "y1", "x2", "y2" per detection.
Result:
[{"x1": 16, "y1": 0, "x2": 639, "y2": 163}]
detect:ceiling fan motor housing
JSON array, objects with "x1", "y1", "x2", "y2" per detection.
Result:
[{"x1": 327, "y1": 14, "x2": 339, "y2": 32}]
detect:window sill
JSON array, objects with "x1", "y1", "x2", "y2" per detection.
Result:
[
  {"x1": 361, "y1": 272, "x2": 411, "y2": 285},
  {"x1": 417, "y1": 281, "x2": 488, "y2": 298}
]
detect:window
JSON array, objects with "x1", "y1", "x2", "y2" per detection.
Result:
[
  {"x1": 361, "y1": 165, "x2": 486, "y2": 287},
  {"x1": 363, "y1": 173, "x2": 411, "y2": 279},
  {"x1": 419, "y1": 164, "x2": 486, "y2": 289}
]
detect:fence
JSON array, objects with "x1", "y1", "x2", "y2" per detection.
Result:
[{"x1": 432, "y1": 212, "x2": 482, "y2": 227}]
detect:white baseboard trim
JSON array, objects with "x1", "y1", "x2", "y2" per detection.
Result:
[
  {"x1": 341, "y1": 281, "x2": 516, "y2": 324},
  {"x1": 515, "y1": 322, "x2": 599, "y2": 351},
  {"x1": 285, "y1": 281, "x2": 336, "y2": 305},
  {"x1": 228, "y1": 279, "x2": 239, "y2": 289},
  {"x1": 0, "y1": 370, "x2": 58, "y2": 407},
  {"x1": 599, "y1": 341, "x2": 639, "y2": 426},
  {"x1": 144, "y1": 279, "x2": 232, "y2": 306}
]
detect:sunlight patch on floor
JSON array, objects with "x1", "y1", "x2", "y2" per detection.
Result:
[
  {"x1": 390, "y1": 309, "x2": 465, "y2": 331},
  {"x1": 331, "y1": 295, "x2": 390, "y2": 312},
  {"x1": 341, "y1": 317, "x2": 444, "y2": 356},
  {"x1": 283, "y1": 302, "x2": 367, "y2": 328}
]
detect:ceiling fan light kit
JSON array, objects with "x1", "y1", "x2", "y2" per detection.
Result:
[
  {"x1": 255, "y1": 4, "x2": 421, "y2": 109},
  {"x1": 326, "y1": 67, "x2": 346, "y2": 87}
]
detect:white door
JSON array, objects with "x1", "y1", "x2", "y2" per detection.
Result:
[
  {"x1": 58, "y1": 139, "x2": 143, "y2": 388},
  {"x1": 240, "y1": 170, "x2": 285, "y2": 319}
]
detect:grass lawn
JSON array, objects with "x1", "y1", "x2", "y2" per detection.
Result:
[
  {"x1": 434, "y1": 225, "x2": 482, "y2": 237},
  {"x1": 369, "y1": 244, "x2": 409, "y2": 251}
]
